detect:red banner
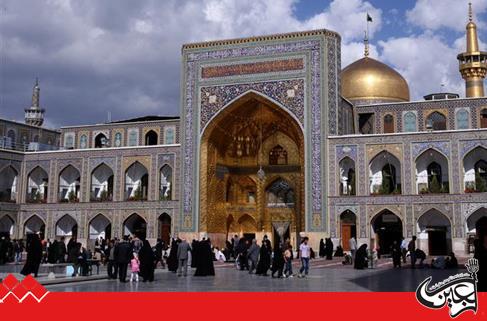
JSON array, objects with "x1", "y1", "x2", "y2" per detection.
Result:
[{"x1": 1, "y1": 291, "x2": 485, "y2": 320}]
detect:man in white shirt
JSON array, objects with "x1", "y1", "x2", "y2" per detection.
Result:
[
  {"x1": 298, "y1": 237, "x2": 310, "y2": 278},
  {"x1": 349, "y1": 237, "x2": 357, "y2": 263},
  {"x1": 400, "y1": 237, "x2": 408, "y2": 264}
]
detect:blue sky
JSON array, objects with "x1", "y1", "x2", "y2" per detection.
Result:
[{"x1": 0, "y1": 0, "x2": 486, "y2": 127}]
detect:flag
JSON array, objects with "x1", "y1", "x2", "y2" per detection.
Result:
[{"x1": 367, "y1": 13, "x2": 373, "y2": 22}]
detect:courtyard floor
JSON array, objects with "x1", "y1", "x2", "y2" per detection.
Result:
[{"x1": 0, "y1": 257, "x2": 465, "y2": 292}]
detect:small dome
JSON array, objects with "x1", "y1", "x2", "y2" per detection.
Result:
[{"x1": 341, "y1": 57, "x2": 410, "y2": 105}]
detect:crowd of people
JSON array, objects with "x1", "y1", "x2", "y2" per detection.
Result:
[
  {"x1": 224, "y1": 234, "x2": 313, "y2": 278},
  {"x1": 3, "y1": 230, "x2": 486, "y2": 292},
  {"x1": 0, "y1": 237, "x2": 25, "y2": 264}
]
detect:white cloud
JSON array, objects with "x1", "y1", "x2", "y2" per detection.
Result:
[
  {"x1": 379, "y1": 34, "x2": 465, "y2": 100},
  {"x1": 2, "y1": 0, "x2": 383, "y2": 126},
  {"x1": 406, "y1": 0, "x2": 487, "y2": 31}
]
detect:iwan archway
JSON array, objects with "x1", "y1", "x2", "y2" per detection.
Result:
[{"x1": 199, "y1": 92, "x2": 305, "y2": 246}]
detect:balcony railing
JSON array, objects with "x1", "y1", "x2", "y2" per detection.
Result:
[
  {"x1": 159, "y1": 190, "x2": 172, "y2": 201},
  {"x1": 90, "y1": 191, "x2": 113, "y2": 202},
  {"x1": 125, "y1": 191, "x2": 147, "y2": 201},
  {"x1": 418, "y1": 182, "x2": 449, "y2": 194},
  {"x1": 0, "y1": 136, "x2": 59, "y2": 152},
  {"x1": 26, "y1": 190, "x2": 47, "y2": 203},
  {"x1": 58, "y1": 191, "x2": 79, "y2": 203}
]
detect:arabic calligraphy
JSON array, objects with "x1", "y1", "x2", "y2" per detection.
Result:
[{"x1": 416, "y1": 258, "x2": 479, "y2": 318}]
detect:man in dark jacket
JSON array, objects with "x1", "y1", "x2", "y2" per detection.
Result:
[
  {"x1": 107, "y1": 240, "x2": 118, "y2": 279},
  {"x1": 247, "y1": 239, "x2": 260, "y2": 274},
  {"x1": 114, "y1": 236, "x2": 132, "y2": 282},
  {"x1": 58, "y1": 237, "x2": 67, "y2": 263}
]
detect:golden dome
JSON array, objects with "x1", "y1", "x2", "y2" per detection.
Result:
[{"x1": 341, "y1": 57, "x2": 410, "y2": 104}]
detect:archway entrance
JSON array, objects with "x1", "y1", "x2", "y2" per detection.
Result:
[
  {"x1": 0, "y1": 215, "x2": 14, "y2": 238},
  {"x1": 157, "y1": 213, "x2": 171, "y2": 245},
  {"x1": 417, "y1": 209, "x2": 451, "y2": 255},
  {"x1": 467, "y1": 207, "x2": 487, "y2": 238},
  {"x1": 56, "y1": 214, "x2": 78, "y2": 238},
  {"x1": 340, "y1": 210, "x2": 357, "y2": 250},
  {"x1": 371, "y1": 210, "x2": 403, "y2": 256},
  {"x1": 89, "y1": 214, "x2": 111, "y2": 240},
  {"x1": 24, "y1": 215, "x2": 45, "y2": 239},
  {"x1": 123, "y1": 213, "x2": 147, "y2": 239},
  {"x1": 199, "y1": 93, "x2": 304, "y2": 245}
]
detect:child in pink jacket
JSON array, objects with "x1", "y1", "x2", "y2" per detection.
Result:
[{"x1": 130, "y1": 252, "x2": 140, "y2": 282}]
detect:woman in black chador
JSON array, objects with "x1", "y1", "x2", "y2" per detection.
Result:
[
  {"x1": 325, "y1": 238, "x2": 334, "y2": 260},
  {"x1": 354, "y1": 244, "x2": 368, "y2": 269},
  {"x1": 271, "y1": 242, "x2": 284, "y2": 278},
  {"x1": 139, "y1": 240, "x2": 155, "y2": 282},
  {"x1": 194, "y1": 239, "x2": 215, "y2": 276},
  {"x1": 167, "y1": 238, "x2": 180, "y2": 272},
  {"x1": 391, "y1": 240, "x2": 402, "y2": 268},
  {"x1": 21, "y1": 233, "x2": 42, "y2": 277},
  {"x1": 256, "y1": 240, "x2": 271, "y2": 276},
  {"x1": 191, "y1": 239, "x2": 199, "y2": 268},
  {"x1": 319, "y1": 239, "x2": 325, "y2": 258}
]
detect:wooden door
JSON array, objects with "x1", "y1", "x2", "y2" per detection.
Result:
[
  {"x1": 342, "y1": 224, "x2": 352, "y2": 251},
  {"x1": 160, "y1": 224, "x2": 170, "y2": 245}
]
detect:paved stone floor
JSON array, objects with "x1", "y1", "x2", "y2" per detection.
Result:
[{"x1": 34, "y1": 257, "x2": 465, "y2": 292}]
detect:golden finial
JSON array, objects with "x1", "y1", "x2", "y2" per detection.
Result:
[
  {"x1": 468, "y1": 2, "x2": 473, "y2": 22},
  {"x1": 364, "y1": 30, "x2": 369, "y2": 57}
]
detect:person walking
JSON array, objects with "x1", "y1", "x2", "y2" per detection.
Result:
[
  {"x1": 391, "y1": 240, "x2": 402, "y2": 268},
  {"x1": 283, "y1": 244, "x2": 294, "y2": 277},
  {"x1": 139, "y1": 240, "x2": 155, "y2": 282},
  {"x1": 408, "y1": 236, "x2": 417, "y2": 269},
  {"x1": 354, "y1": 244, "x2": 368, "y2": 269},
  {"x1": 349, "y1": 236, "x2": 357, "y2": 263},
  {"x1": 177, "y1": 238, "x2": 191, "y2": 277},
  {"x1": 247, "y1": 239, "x2": 260, "y2": 274},
  {"x1": 20, "y1": 234, "x2": 42, "y2": 277},
  {"x1": 107, "y1": 240, "x2": 118, "y2": 279},
  {"x1": 400, "y1": 237, "x2": 408, "y2": 264},
  {"x1": 14, "y1": 239, "x2": 23, "y2": 264},
  {"x1": 271, "y1": 242, "x2": 284, "y2": 278},
  {"x1": 130, "y1": 253, "x2": 140, "y2": 282},
  {"x1": 325, "y1": 238, "x2": 334, "y2": 260},
  {"x1": 298, "y1": 237, "x2": 310, "y2": 278},
  {"x1": 319, "y1": 239, "x2": 325, "y2": 258},
  {"x1": 114, "y1": 236, "x2": 132, "y2": 282},
  {"x1": 255, "y1": 239, "x2": 271, "y2": 276}
]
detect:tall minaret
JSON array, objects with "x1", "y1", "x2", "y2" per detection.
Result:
[
  {"x1": 457, "y1": 3, "x2": 487, "y2": 98},
  {"x1": 24, "y1": 78, "x2": 45, "y2": 126}
]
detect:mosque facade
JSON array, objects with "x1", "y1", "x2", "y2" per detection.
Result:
[{"x1": 0, "y1": 5, "x2": 486, "y2": 256}]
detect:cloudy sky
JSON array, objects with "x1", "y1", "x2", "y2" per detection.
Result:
[{"x1": 1, "y1": 0, "x2": 486, "y2": 128}]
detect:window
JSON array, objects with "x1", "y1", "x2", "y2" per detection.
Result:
[
  {"x1": 6, "y1": 130, "x2": 15, "y2": 149},
  {"x1": 145, "y1": 130, "x2": 158, "y2": 146},
  {"x1": 359, "y1": 113, "x2": 374, "y2": 134},
  {"x1": 481, "y1": 109, "x2": 487, "y2": 128},
  {"x1": 128, "y1": 129, "x2": 139, "y2": 146},
  {"x1": 266, "y1": 178, "x2": 294, "y2": 207},
  {"x1": 456, "y1": 109, "x2": 469, "y2": 129},
  {"x1": 164, "y1": 127, "x2": 175, "y2": 144},
  {"x1": 160, "y1": 165, "x2": 172, "y2": 200},
  {"x1": 383, "y1": 114, "x2": 394, "y2": 133},
  {"x1": 64, "y1": 133, "x2": 75, "y2": 149},
  {"x1": 114, "y1": 132, "x2": 122, "y2": 147},
  {"x1": 269, "y1": 145, "x2": 288, "y2": 165},
  {"x1": 94, "y1": 133, "x2": 108, "y2": 148},
  {"x1": 403, "y1": 112, "x2": 417, "y2": 132},
  {"x1": 79, "y1": 135, "x2": 88, "y2": 149},
  {"x1": 426, "y1": 111, "x2": 447, "y2": 130}
]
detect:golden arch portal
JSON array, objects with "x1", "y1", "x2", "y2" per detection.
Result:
[{"x1": 199, "y1": 93, "x2": 305, "y2": 245}]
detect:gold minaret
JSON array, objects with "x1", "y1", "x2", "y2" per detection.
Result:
[{"x1": 457, "y1": 3, "x2": 487, "y2": 97}]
